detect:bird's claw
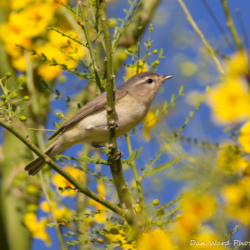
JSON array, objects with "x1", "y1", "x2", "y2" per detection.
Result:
[
  {"x1": 104, "y1": 121, "x2": 119, "y2": 131},
  {"x1": 108, "y1": 149, "x2": 124, "y2": 160},
  {"x1": 91, "y1": 143, "x2": 108, "y2": 150}
]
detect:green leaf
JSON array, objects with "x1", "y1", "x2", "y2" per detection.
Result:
[
  {"x1": 155, "y1": 109, "x2": 160, "y2": 118},
  {"x1": 158, "y1": 48, "x2": 165, "y2": 58},
  {"x1": 53, "y1": 122, "x2": 61, "y2": 129},
  {"x1": 122, "y1": 148, "x2": 143, "y2": 164},
  {"x1": 179, "y1": 85, "x2": 184, "y2": 95},
  {"x1": 110, "y1": 228, "x2": 119, "y2": 235},
  {"x1": 41, "y1": 53, "x2": 47, "y2": 61},
  {"x1": 142, "y1": 153, "x2": 187, "y2": 177},
  {"x1": 163, "y1": 101, "x2": 168, "y2": 110},
  {"x1": 156, "y1": 209, "x2": 165, "y2": 217},
  {"x1": 18, "y1": 80, "x2": 24, "y2": 90},
  {"x1": 171, "y1": 93, "x2": 175, "y2": 103}
]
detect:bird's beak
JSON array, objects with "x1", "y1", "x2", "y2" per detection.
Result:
[{"x1": 161, "y1": 74, "x2": 174, "y2": 82}]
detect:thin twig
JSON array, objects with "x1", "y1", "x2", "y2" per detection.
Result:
[
  {"x1": 177, "y1": 0, "x2": 225, "y2": 76},
  {"x1": 25, "y1": 51, "x2": 67, "y2": 249},
  {"x1": 125, "y1": 133, "x2": 146, "y2": 217},
  {"x1": 236, "y1": 8, "x2": 250, "y2": 67},
  {"x1": 221, "y1": 0, "x2": 243, "y2": 52},
  {"x1": 202, "y1": 0, "x2": 235, "y2": 51},
  {"x1": 0, "y1": 120, "x2": 129, "y2": 219},
  {"x1": 78, "y1": 0, "x2": 102, "y2": 93}
]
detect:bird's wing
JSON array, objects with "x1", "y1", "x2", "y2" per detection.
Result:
[{"x1": 48, "y1": 88, "x2": 128, "y2": 140}]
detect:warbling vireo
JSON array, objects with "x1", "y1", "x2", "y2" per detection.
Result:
[{"x1": 25, "y1": 71, "x2": 174, "y2": 175}]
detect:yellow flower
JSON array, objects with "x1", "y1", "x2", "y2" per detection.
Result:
[
  {"x1": 126, "y1": 60, "x2": 149, "y2": 78},
  {"x1": 106, "y1": 228, "x2": 135, "y2": 250},
  {"x1": 137, "y1": 229, "x2": 174, "y2": 250},
  {"x1": 87, "y1": 181, "x2": 107, "y2": 224},
  {"x1": 143, "y1": 110, "x2": 160, "y2": 141},
  {"x1": 239, "y1": 121, "x2": 250, "y2": 153},
  {"x1": 176, "y1": 195, "x2": 216, "y2": 239},
  {"x1": 23, "y1": 212, "x2": 51, "y2": 246},
  {"x1": 0, "y1": 22, "x2": 31, "y2": 58},
  {"x1": 52, "y1": 166, "x2": 83, "y2": 196},
  {"x1": 38, "y1": 64, "x2": 62, "y2": 80},
  {"x1": 40, "y1": 200, "x2": 73, "y2": 223},
  {"x1": 222, "y1": 179, "x2": 250, "y2": 224},
  {"x1": 9, "y1": 4, "x2": 54, "y2": 38},
  {"x1": 206, "y1": 78, "x2": 250, "y2": 125},
  {"x1": 226, "y1": 52, "x2": 248, "y2": 77},
  {"x1": 36, "y1": 29, "x2": 85, "y2": 79},
  {"x1": 12, "y1": 55, "x2": 27, "y2": 72},
  {"x1": 11, "y1": 0, "x2": 32, "y2": 9},
  {"x1": 217, "y1": 142, "x2": 244, "y2": 175}
]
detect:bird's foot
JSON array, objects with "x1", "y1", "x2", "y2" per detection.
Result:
[
  {"x1": 91, "y1": 143, "x2": 108, "y2": 150},
  {"x1": 108, "y1": 149, "x2": 124, "y2": 160},
  {"x1": 86, "y1": 123, "x2": 108, "y2": 130},
  {"x1": 104, "y1": 121, "x2": 119, "y2": 131}
]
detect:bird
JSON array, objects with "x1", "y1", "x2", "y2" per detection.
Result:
[{"x1": 25, "y1": 71, "x2": 174, "y2": 175}]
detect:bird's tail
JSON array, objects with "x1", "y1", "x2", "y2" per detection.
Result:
[{"x1": 24, "y1": 143, "x2": 57, "y2": 176}]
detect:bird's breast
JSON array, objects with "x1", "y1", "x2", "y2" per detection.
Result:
[{"x1": 71, "y1": 95, "x2": 149, "y2": 144}]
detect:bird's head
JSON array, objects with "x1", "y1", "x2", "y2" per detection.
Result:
[{"x1": 122, "y1": 71, "x2": 174, "y2": 101}]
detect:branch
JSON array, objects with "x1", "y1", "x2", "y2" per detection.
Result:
[
  {"x1": 0, "y1": 119, "x2": 129, "y2": 220},
  {"x1": 125, "y1": 133, "x2": 146, "y2": 217},
  {"x1": 99, "y1": 0, "x2": 138, "y2": 229},
  {"x1": 78, "y1": 0, "x2": 102, "y2": 93},
  {"x1": 177, "y1": 0, "x2": 225, "y2": 76},
  {"x1": 113, "y1": 0, "x2": 162, "y2": 71},
  {"x1": 221, "y1": 0, "x2": 243, "y2": 52}
]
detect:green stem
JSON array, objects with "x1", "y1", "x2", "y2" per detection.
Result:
[
  {"x1": 88, "y1": 0, "x2": 106, "y2": 52},
  {"x1": 76, "y1": 144, "x2": 90, "y2": 250},
  {"x1": 99, "y1": 0, "x2": 138, "y2": 230},
  {"x1": 39, "y1": 172, "x2": 67, "y2": 250},
  {"x1": 0, "y1": 119, "x2": 129, "y2": 220},
  {"x1": 177, "y1": 0, "x2": 225, "y2": 75},
  {"x1": 125, "y1": 133, "x2": 146, "y2": 217},
  {"x1": 78, "y1": 1, "x2": 102, "y2": 93},
  {"x1": 221, "y1": 0, "x2": 243, "y2": 52},
  {"x1": 25, "y1": 51, "x2": 67, "y2": 250}
]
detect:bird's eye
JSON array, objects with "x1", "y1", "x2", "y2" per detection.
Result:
[{"x1": 147, "y1": 79, "x2": 153, "y2": 83}]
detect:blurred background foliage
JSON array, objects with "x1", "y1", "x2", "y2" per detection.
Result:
[{"x1": 1, "y1": 0, "x2": 250, "y2": 249}]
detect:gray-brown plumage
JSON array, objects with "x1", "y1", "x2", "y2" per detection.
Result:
[{"x1": 25, "y1": 71, "x2": 174, "y2": 175}]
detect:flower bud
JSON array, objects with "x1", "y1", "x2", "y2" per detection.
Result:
[
  {"x1": 20, "y1": 116, "x2": 27, "y2": 122},
  {"x1": 155, "y1": 60, "x2": 160, "y2": 65},
  {"x1": 26, "y1": 184, "x2": 40, "y2": 196},
  {"x1": 153, "y1": 49, "x2": 158, "y2": 54},
  {"x1": 6, "y1": 72, "x2": 12, "y2": 78},
  {"x1": 108, "y1": 18, "x2": 117, "y2": 27},
  {"x1": 127, "y1": 48, "x2": 133, "y2": 53},
  {"x1": 10, "y1": 92, "x2": 17, "y2": 99},
  {"x1": 24, "y1": 96, "x2": 30, "y2": 101},
  {"x1": 156, "y1": 221, "x2": 163, "y2": 227},
  {"x1": 26, "y1": 204, "x2": 38, "y2": 213},
  {"x1": 152, "y1": 199, "x2": 160, "y2": 206}
]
